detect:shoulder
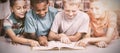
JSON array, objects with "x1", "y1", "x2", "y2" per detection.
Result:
[
  {"x1": 7, "y1": 13, "x2": 15, "y2": 22},
  {"x1": 25, "y1": 9, "x2": 36, "y2": 20},
  {"x1": 26, "y1": 9, "x2": 33, "y2": 18},
  {"x1": 56, "y1": 11, "x2": 63, "y2": 16},
  {"x1": 48, "y1": 6, "x2": 58, "y2": 14},
  {"x1": 77, "y1": 11, "x2": 89, "y2": 20},
  {"x1": 54, "y1": 11, "x2": 63, "y2": 19},
  {"x1": 108, "y1": 11, "x2": 117, "y2": 17}
]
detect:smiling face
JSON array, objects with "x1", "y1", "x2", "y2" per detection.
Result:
[
  {"x1": 33, "y1": 2, "x2": 49, "y2": 18},
  {"x1": 64, "y1": 4, "x2": 79, "y2": 19},
  {"x1": 12, "y1": 0, "x2": 27, "y2": 19},
  {"x1": 90, "y1": 2, "x2": 106, "y2": 18}
]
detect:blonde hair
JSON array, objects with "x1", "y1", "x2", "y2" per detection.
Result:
[
  {"x1": 63, "y1": 0, "x2": 81, "y2": 6},
  {"x1": 90, "y1": 1, "x2": 107, "y2": 11}
]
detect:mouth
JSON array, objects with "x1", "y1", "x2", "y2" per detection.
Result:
[
  {"x1": 19, "y1": 13, "x2": 25, "y2": 18},
  {"x1": 38, "y1": 14, "x2": 46, "y2": 18}
]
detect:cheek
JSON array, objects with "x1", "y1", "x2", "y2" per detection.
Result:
[
  {"x1": 13, "y1": 9, "x2": 20, "y2": 15},
  {"x1": 44, "y1": 9, "x2": 48, "y2": 13},
  {"x1": 64, "y1": 12, "x2": 69, "y2": 15},
  {"x1": 73, "y1": 12, "x2": 77, "y2": 15}
]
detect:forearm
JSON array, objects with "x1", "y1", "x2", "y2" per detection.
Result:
[
  {"x1": 48, "y1": 31, "x2": 60, "y2": 41},
  {"x1": 88, "y1": 37, "x2": 111, "y2": 44},
  {"x1": 68, "y1": 33, "x2": 82, "y2": 42},
  {"x1": 6, "y1": 29, "x2": 33, "y2": 45},
  {"x1": 13, "y1": 37, "x2": 34, "y2": 45}
]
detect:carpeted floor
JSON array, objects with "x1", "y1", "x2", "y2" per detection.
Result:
[{"x1": 0, "y1": 36, "x2": 120, "y2": 53}]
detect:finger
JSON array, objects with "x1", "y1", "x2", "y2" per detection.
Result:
[
  {"x1": 102, "y1": 42, "x2": 107, "y2": 48},
  {"x1": 60, "y1": 37, "x2": 63, "y2": 43},
  {"x1": 75, "y1": 42, "x2": 79, "y2": 46},
  {"x1": 99, "y1": 42, "x2": 106, "y2": 48},
  {"x1": 104, "y1": 42, "x2": 107, "y2": 48},
  {"x1": 64, "y1": 38, "x2": 68, "y2": 44},
  {"x1": 96, "y1": 42, "x2": 101, "y2": 48},
  {"x1": 79, "y1": 42, "x2": 86, "y2": 47},
  {"x1": 65, "y1": 38, "x2": 70, "y2": 44},
  {"x1": 44, "y1": 41, "x2": 48, "y2": 46},
  {"x1": 35, "y1": 42, "x2": 40, "y2": 46},
  {"x1": 98, "y1": 42, "x2": 103, "y2": 48},
  {"x1": 61, "y1": 37, "x2": 65, "y2": 43},
  {"x1": 12, "y1": 41, "x2": 18, "y2": 46}
]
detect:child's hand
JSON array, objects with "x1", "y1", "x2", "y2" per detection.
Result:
[
  {"x1": 29, "y1": 40, "x2": 40, "y2": 47},
  {"x1": 75, "y1": 38, "x2": 89, "y2": 47},
  {"x1": 11, "y1": 41, "x2": 18, "y2": 46},
  {"x1": 59, "y1": 34, "x2": 71, "y2": 44},
  {"x1": 38, "y1": 36, "x2": 48, "y2": 46},
  {"x1": 95, "y1": 41, "x2": 107, "y2": 48}
]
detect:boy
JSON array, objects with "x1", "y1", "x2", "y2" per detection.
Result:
[
  {"x1": 24, "y1": 0, "x2": 58, "y2": 46},
  {"x1": 48, "y1": 0, "x2": 89, "y2": 44},
  {"x1": 4, "y1": 0, "x2": 39, "y2": 47},
  {"x1": 76, "y1": 1, "x2": 119, "y2": 48}
]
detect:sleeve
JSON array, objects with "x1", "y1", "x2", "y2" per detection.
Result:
[
  {"x1": 78, "y1": 13, "x2": 90, "y2": 33},
  {"x1": 3, "y1": 19, "x2": 12, "y2": 31},
  {"x1": 50, "y1": 12, "x2": 61, "y2": 33},
  {"x1": 24, "y1": 14, "x2": 36, "y2": 33}
]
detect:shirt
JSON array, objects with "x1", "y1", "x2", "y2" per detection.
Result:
[
  {"x1": 51, "y1": 11, "x2": 89, "y2": 36},
  {"x1": 4, "y1": 13, "x2": 24, "y2": 35},
  {"x1": 25, "y1": 6, "x2": 58, "y2": 37}
]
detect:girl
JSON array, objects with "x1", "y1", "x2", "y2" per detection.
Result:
[{"x1": 76, "y1": 1, "x2": 119, "y2": 48}]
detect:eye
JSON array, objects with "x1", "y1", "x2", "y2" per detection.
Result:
[
  {"x1": 72, "y1": 10, "x2": 76, "y2": 13},
  {"x1": 42, "y1": 8, "x2": 46, "y2": 11},
  {"x1": 90, "y1": 7, "x2": 93, "y2": 10},
  {"x1": 36, "y1": 10, "x2": 41, "y2": 12},
  {"x1": 23, "y1": 6, "x2": 27, "y2": 9},
  {"x1": 42, "y1": 7, "x2": 47, "y2": 11},
  {"x1": 16, "y1": 7, "x2": 21, "y2": 10},
  {"x1": 65, "y1": 10, "x2": 69, "y2": 12}
]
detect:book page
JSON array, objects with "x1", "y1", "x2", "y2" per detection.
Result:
[{"x1": 32, "y1": 41, "x2": 85, "y2": 50}]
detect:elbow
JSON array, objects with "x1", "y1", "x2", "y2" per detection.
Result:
[
  {"x1": 105, "y1": 37, "x2": 112, "y2": 44},
  {"x1": 71, "y1": 37, "x2": 81, "y2": 42}
]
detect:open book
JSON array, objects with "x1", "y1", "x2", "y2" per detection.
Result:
[{"x1": 32, "y1": 41, "x2": 85, "y2": 50}]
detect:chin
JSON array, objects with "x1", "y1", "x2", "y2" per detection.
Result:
[{"x1": 19, "y1": 16, "x2": 25, "y2": 18}]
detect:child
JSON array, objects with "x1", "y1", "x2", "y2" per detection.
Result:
[
  {"x1": 76, "y1": 1, "x2": 119, "y2": 48},
  {"x1": 48, "y1": 0, "x2": 89, "y2": 44},
  {"x1": 49, "y1": 0, "x2": 55, "y2": 7},
  {"x1": 4, "y1": 0, "x2": 39, "y2": 47},
  {"x1": 24, "y1": 0, "x2": 58, "y2": 46}
]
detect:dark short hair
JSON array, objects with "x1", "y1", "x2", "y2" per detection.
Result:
[
  {"x1": 0, "y1": 0, "x2": 8, "y2": 3},
  {"x1": 30, "y1": 0, "x2": 49, "y2": 7},
  {"x1": 9, "y1": 0, "x2": 26, "y2": 7}
]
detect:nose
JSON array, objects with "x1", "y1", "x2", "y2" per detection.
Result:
[
  {"x1": 39, "y1": 11, "x2": 45, "y2": 15},
  {"x1": 21, "y1": 8, "x2": 25, "y2": 13},
  {"x1": 69, "y1": 11, "x2": 73, "y2": 16}
]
